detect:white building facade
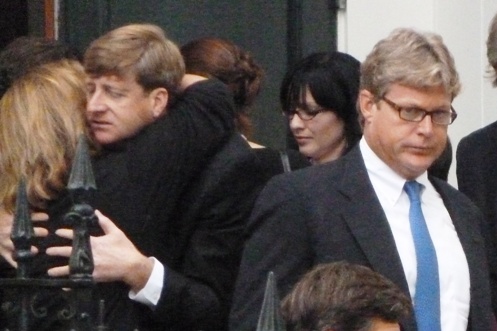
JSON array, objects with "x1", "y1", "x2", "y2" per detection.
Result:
[{"x1": 337, "y1": 0, "x2": 497, "y2": 185}]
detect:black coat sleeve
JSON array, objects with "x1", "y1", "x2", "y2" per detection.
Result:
[
  {"x1": 92, "y1": 79, "x2": 238, "y2": 331},
  {"x1": 229, "y1": 174, "x2": 314, "y2": 331},
  {"x1": 149, "y1": 135, "x2": 266, "y2": 330},
  {"x1": 456, "y1": 134, "x2": 488, "y2": 216},
  {"x1": 456, "y1": 131, "x2": 497, "y2": 318}
]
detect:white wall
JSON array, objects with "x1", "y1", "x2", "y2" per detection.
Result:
[{"x1": 338, "y1": 0, "x2": 497, "y2": 186}]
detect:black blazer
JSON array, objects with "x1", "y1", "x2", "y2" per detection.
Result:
[
  {"x1": 150, "y1": 133, "x2": 266, "y2": 331},
  {"x1": 230, "y1": 145, "x2": 494, "y2": 331},
  {"x1": 457, "y1": 121, "x2": 497, "y2": 316}
]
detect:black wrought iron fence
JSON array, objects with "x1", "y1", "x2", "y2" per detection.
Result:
[
  {"x1": 0, "y1": 137, "x2": 106, "y2": 331},
  {"x1": 0, "y1": 136, "x2": 286, "y2": 331}
]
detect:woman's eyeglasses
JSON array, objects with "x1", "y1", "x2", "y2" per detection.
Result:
[{"x1": 283, "y1": 107, "x2": 328, "y2": 121}]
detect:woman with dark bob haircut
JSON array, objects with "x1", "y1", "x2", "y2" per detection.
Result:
[{"x1": 280, "y1": 51, "x2": 362, "y2": 164}]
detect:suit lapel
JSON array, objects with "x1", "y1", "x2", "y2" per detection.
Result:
[
  {"x1": 336, "y1": 147, "x2": 410, "y2": 293},
  {"x1": 432, "y1": 179, "x2": 478, "y2": 246},
  {"x1": 431, "y1": 178, "x2": 483, "y2": 282},
  {"x1": 334, "y1": 147, "x2": 416, "y2": 330},
  {"x1": 430, "y1": 177, "x2": 492, "y2": 330}
]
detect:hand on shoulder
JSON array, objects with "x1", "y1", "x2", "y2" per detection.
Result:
[{"x1": 180, "y1": 74, "x2": 208, "y2": 91}]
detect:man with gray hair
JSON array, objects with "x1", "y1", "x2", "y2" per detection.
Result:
[{"x1": 230, "y1": 28, "x2": 494, "y2": 331}]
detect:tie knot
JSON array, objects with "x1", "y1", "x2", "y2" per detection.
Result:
[{"x1": 404, "y1": 181, "x2": 422, "y2": 202}]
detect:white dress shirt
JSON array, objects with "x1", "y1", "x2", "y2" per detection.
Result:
[
  {"x1": 128, "y1": 257, "x2": 164, "y2": 308},
  {"x1": 360, "y1": 138, "x2": 470, "y2": 331}
]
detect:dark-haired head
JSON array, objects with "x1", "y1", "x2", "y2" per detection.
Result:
[
  {"x1": 0, "y1": 36, "x2": 81, "y2": 97},
  {"x1": 281, "y1": 262, "x2": 412, "y2": 331},
  {"x1": 181, "y1": 37, "x2": 264, "y2": 138},
  {"x1": 280, "y1": 52, "x2": 362, "y2": 159},
  {"x1": 487, "y1": 12, "x2": 497, "y2": 87}
]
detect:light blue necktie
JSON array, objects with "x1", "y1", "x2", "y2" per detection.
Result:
[{"x1": 404, "y1": 181, "x2": 441, "y2": 331}]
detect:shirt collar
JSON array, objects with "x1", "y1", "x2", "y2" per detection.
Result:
[{"x1": 360, "y1": 138, "x2": 429, "y2": 205}]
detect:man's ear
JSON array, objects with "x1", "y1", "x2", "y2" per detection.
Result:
[
  {"x1": 149, "y1": 87, "x2": 169, "y2": 118},
  {"x1": 359, "y1": 89, "x2": 376, "y2": 125}
]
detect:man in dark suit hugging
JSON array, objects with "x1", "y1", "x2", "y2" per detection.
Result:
[{"x1": 230, "y1": 27, "x2": 494, "y2": 331}]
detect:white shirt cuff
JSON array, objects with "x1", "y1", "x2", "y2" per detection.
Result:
[{"x1": 128, "y1": 257, "x2": 164, "y2": 309}]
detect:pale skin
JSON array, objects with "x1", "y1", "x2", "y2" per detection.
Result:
[
  {"x1": 46, "y1": 210, "x2": 152, "y2": 293},
  {"x1": 0, "y1": 209, "x2": 48, "y2": 267},
  {"x1": 86, "y1": 72, "x2": 206, "y2": 146},
  {"x1": 289, "y1": 88, "x2": 347, "y2": 164},
  {"x1": 359, "y1": 83, "x2": 450, "y2": 180},
  {"x1": 369, "y1": 318, "x2": 401, "y2": 331},
  {"x1": 322, "y1": 319, "x2": 401, "y2": 331},
  {"x1": 86, "y1": 73, "x2": 169, "y2": 145},
  {"x1": 0, "y1": 208, "x2": 152, "y2": 293}
]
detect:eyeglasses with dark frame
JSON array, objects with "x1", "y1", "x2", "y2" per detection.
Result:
[
  {"x1": 283, "y1": 107, "x2": 329, "y2": 121},
  {"x1": 381, "y1": 96, "x2": 457, "y2": 125}
]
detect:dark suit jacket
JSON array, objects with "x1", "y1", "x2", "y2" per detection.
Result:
[
  {"x1": 90, "y1": 79, "x2": 239, "y2": 331},
  {"x1": 230, "y1": 145, "x2": 493, "y2": 331},
  {"x1": 253, "y1": 148, "x2": 310, "y2": 182},
  {"x1": 457, "y1": 121, "x2": 497, "y2": 316},
  {"x1": 151, "y1": 133, "x2": 266, "y2": 331}
]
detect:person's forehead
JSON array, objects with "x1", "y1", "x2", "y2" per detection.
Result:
[
  {"x1": 295, "y1": 87, "x2": 318, "y2": 105},
  {"x1": 385, "y1": 83, "x2": 451, "y2": 105},
  {"x1": 86, "y1": 73, "x2": 140, "y2": 88},
  {"x1": 368, "y1": 318, "x2": 401, "y2": 331}
]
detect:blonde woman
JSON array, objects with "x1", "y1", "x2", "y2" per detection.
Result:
[
  {"x1": 0, "y1": 59, "x2": 92, "y2": 213},
  {"x1": 0, "y1": 59, "x2": 96, "y2": 329}
]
